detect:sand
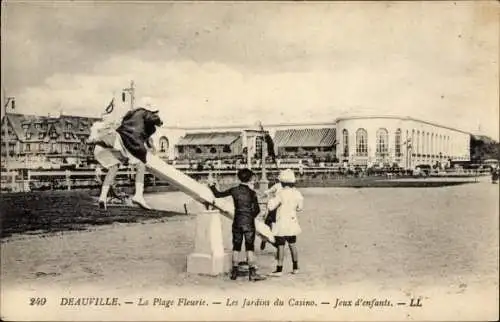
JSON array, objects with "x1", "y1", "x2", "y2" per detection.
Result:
[{"x1": 1, "y1": 180, "x2": 498, "y2": 320}]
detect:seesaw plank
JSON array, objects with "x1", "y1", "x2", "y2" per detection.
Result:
[{"x1": 145, "y1": 154, "x2": 275, "y2": 243}]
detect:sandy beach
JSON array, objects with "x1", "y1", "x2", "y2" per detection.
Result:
[{"x1": 1, "y1": 180, "x2": 498, "y2": 320}]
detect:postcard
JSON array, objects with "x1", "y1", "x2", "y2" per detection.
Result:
[{"x1": 1, "y1": 1, "x2": 498, "y2": 321}]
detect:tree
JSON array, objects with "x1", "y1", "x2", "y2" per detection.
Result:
[{"x1": 470, "y1": 135, "x2": 500, "y2": 162}]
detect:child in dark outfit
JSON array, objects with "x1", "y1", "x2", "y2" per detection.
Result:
[{"x1": 208, "y1": 168, "x2": 266, "y2": 281}]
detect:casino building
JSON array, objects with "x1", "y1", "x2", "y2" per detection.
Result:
[
  {"x1": 0, "y1": 111, "x2": 474, "y2": 170},
  {"x1": 153, "y1": 122, "x2": 338, "y2": 162},
  {"x1": 335, "y1": 116, "x2": 471, "y2": 168},
  {"x1": 153, "y1": 115, "x2": 471, "y2": 169}
]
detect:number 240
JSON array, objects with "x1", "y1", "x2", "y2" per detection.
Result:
[{"x1": 29, "y1": 297, "x2": 47, "y2": 306}]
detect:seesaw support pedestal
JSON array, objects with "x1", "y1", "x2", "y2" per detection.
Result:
[{"x1": 187, "y1": 208, "x2": 231, "y2": 276}]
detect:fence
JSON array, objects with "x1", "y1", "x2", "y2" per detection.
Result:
[
  {"x1": 1, "y1": 169, "x2": 135, "y2": 193},
  {"x1": 0, "y1": 166, "x2": 493, "y2": 193},
  {"x1": 0, "y1": 168, "x2": 248, "y2": 193}
]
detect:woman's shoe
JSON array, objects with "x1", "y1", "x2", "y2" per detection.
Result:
[
  {"x1": 98, "y1": 200, "x2": 107, "y2": 210},
  {"x1": 131, "y1": 196, "x2": 151, "y2": 210}
]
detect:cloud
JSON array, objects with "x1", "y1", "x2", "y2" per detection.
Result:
[
  {"x1": 2, "y1": 1, "x2": 498, "y2": 139},
  {"x1": 12, "y1": 52, "x2": 496, "y2": 138}
]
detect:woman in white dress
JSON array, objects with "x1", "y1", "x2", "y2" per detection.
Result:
[{"x1": 89, "y1": 102, "x2": 162, "y2": 210}]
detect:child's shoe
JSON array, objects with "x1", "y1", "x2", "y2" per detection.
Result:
[
  {"x1": 249, "y1": 267, "x2": 266, "y2": 281},
  {"x1": 269, "y1": 265, "x2": 283, "y2": 277},
  {"x1": 230, "y1": 267, "x2": 239, "y2": 280},
  {"x1": 291, "y1": 269, "x2": 300, "y2": 275},
  {"x1": 269, "y1": 270, "x2": 283, "y2": 277}
]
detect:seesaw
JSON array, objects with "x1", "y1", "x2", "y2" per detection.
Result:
[{"x1": 145, "y1": 154, "x2": 275, "y2": 243}]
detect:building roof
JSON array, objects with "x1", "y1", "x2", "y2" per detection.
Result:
[
  {"x1": 164, "y1": 115, "x2": 472, "y2": 136},
  {"x1": 177, "y1": 131, "x2": 241, "y2": 146},
  {"x1": 274, "y1": 128, "x2": 336, "y2": 147},
  {"x1": 163, "y1": 121, "x2": 337, "y2": 131},
  {"x1": 2, "y1": 113, "x2": 101, "y2": 143},
  {"x1": 334, "y1": 115, "x2": 472, "y2": 135}
]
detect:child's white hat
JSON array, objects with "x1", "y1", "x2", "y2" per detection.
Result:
[{"x1": 278, "y1": 169, "x2": 296, "y2": 183}]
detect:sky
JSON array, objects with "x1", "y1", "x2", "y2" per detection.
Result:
[{"x1": 1, "y1": 1, "x2": 499, "y2": 139}]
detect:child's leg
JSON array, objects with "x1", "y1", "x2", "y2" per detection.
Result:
[
  {"x1": 288, "y1": 243, "x2": 298, "y2": 263},
  {"x1": 270, "y1": 237, "x2": 285, "y2": 276},
  {"x1": 270, "y1": 245, "x2": 285, "y2": 275},
  {"x1": 232, "y1": 251, "x2": 240, "y2": 266},
  {"x1": 232, "y1": 229, "x2": 243, "y2": 267},
  {"x1": 277, "y1": 245, "x2": 285, "y2": 267},
  {"x1": 244, "y1": 230, "x2": 265, "y2": 281},
  {"x1": 244, "y1": 230, "x2": 257, "y2": 267},
  {"x1": 246, "y1": 250, "x2": 255, "y2": 266},
  {"x1": 230, "y1": 229, "x2": 244, "y2": 280},
  {"x1": 288, "y1": 236, "x2": 299, "y2": 272}
]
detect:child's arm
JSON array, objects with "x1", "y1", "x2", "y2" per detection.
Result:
[
  {"x1": 267, "y1": 195, "x2": 281, "y2": 212},
  {"x1": 264, "y1": 183, "x2": 279, "y2": 196},
  {"x1": 296, "y1": 192, "x2": 304, "y2": 212},
  {"x1": 251, "y1": 191, "x2": 261, "y2": 218}
]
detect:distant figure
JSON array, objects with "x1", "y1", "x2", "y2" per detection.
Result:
[
  {"x1": 492, "y1": 167, "x2": 499, "y2": 184},
  {"x1": 208, "y1": 168, "x2": 266, "y2": 281},
  {"x1": 90, "y1": 107, "x2": 163, "y2": 210},
  {"x1": 267, "y1": 169, "x2": 304, "y2": 276},
  {"x1": 298, "y1": 163, "x2": 305, "y2": 176}
]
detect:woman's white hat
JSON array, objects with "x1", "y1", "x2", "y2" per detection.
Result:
[
  {"x1": 278, "y1": 169, "x2": 296, "y2": 183},
  {"x1": 137, "y1": 96, "x2": 154, "y2": 108}
]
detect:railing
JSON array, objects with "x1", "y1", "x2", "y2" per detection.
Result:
[
  {"x1": 1, "y1": 169, "x2": 138, "y2": 193},
  {"x1": 0, "y1": 166, "x2": 493, "y2": 193},
  {"x1": 0, "y1": 166, "x2": 342, "y2": 192}
]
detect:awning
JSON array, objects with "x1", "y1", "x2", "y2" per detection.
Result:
[
  {"x1": 273, "y1": 128, "x2": 336, "y2": 147},
  {"x1": 177, "y1": 131, "x2": 241, "y2": 146}
]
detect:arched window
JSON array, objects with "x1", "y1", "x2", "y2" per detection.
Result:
[
  {"x1": 416, "y1": 131, "x2": 421, "y2": 155},
  {"x1": 159, "y1": 136, "x2": 169, "y2": 153},
  {"x1": 426, "y1": 132, "x2": 430, "y2": 156},
  {"x1": 342, "y1": 129, "x2": 349, "y2": 156},
  {"x1": 440, "y1": 135, "x2": 443, "y2": 156},
  {"x1": 209, "y1": 147, "x2": 217, "y2": 154},
  {"x1": 411, "y1": 130, "x2": 415, "y2": 154},
  {"x1": 395, "y1": 128, "x2": 402, "y2": 157},
  {"x1": 223, "y1": 145, "x2": 231, "y2": 153},
  {"x1": 195, "y1": 147, "x2": 202, "y2": 154},
  {"x1": 355, "y1": 128, "x2": 368, "y2": 156},
  {"x1": 430, "y1": 133, "x2": 434, "y2": 156},
  {"x1": 376, "y1": 128, "x2": 389, "y2": 155},
  {"x1": 421, "y1": 131, "x2": 425, "y2": 155}
]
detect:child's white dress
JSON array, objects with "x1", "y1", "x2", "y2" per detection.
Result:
[{"x1": 267, "y1": 188, "x2": 304, "y2": 236}]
